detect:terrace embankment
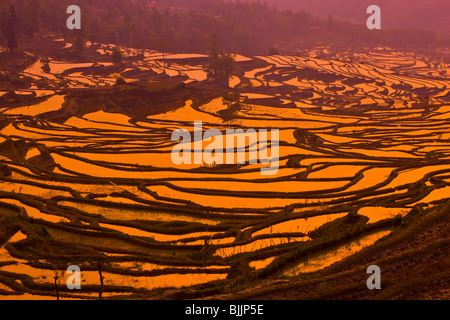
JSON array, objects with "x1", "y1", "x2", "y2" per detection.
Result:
[
  {"x1": 158, "y1": 200, "x2": 450, "y2": 300},
  {"x1": 41, "y1": 81, "x2": 225, "y2": 123}
]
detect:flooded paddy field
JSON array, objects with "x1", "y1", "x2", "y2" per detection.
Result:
[{"x1": 0, "y1": 39, "x2": 449, "y2": 299}]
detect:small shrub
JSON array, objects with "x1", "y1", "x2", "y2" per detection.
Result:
[
  {"x1": 111, "y1": 47, "x2": 123, "y2": 64},
  {"x1": 111, "y1": 73, "x2": 126, "y2": 85}
]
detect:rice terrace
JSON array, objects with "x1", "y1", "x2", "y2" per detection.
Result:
[{"x1": 0, "y1": 0, "x2": 449, "y2": 301}]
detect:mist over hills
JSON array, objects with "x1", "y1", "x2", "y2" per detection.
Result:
[{"x1": 260, "y1": 0, "x2": 450, "y2": 35}]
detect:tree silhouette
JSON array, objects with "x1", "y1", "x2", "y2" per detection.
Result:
[
  {"x1": 8, "y1": 5, "x2": 18, "y2": 26},
  {"x1": 111, "y1": 46, "x2": 123, "y2": 64},
  {"x1": 157, "y1": 38, "x2": 171, "y2": 69},
  {"x1": 5, "y1": 19, "x2": 18, "y2": 53},
  {"x1": 208, "y1": 34, "x2": 222, "y2": 62},
  {"x1": 73, "y1": 30, "x2": 86, "y2": 55},
  {"x1": 221, "y1": 54, "x2": 236, "y2": 85},
  {"x1": 206, "y1": 34, "x2": 236, "y2": 86},
  {"x1": 87, "y1": 19, "x2": 101, "y2": 45},
  {"x1": 28, "y1": 0, "x2": 41, "y2": 36},
  {"x1": 218, "y1": 93, "x2": 241, "y2": 126}
]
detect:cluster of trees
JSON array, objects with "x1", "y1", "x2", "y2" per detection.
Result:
[
  {"x1": 1, "y1": 0, "x2": 312, "y2": 55},
  {"x1": 218, "y1": 92, "x2": 242, "y2": 126},
  {"x1": 0, "y1": 0, "x2": 441, "y2": 57},
  {"x1": 206, "y1": 34, "x2": 236, "y2": 86}
]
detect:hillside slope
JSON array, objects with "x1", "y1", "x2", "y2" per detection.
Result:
[{"x1": 1, "y1": 0, "x2": 445, "y2": 57}]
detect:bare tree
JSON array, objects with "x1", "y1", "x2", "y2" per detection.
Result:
[
  {"x1": 53, "y1": 269, "x2": 61, "y2": 301},
  {"x1": 98, "y1": 260, "x2": 104, "y2": 300}
]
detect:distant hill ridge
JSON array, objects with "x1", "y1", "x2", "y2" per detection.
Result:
[
  {"x1": 0, "y1": 0, "x2": 446, "y2": 57},
  {"x1": 259, "y1": 0, "x2": 450, "y2": 34}
]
